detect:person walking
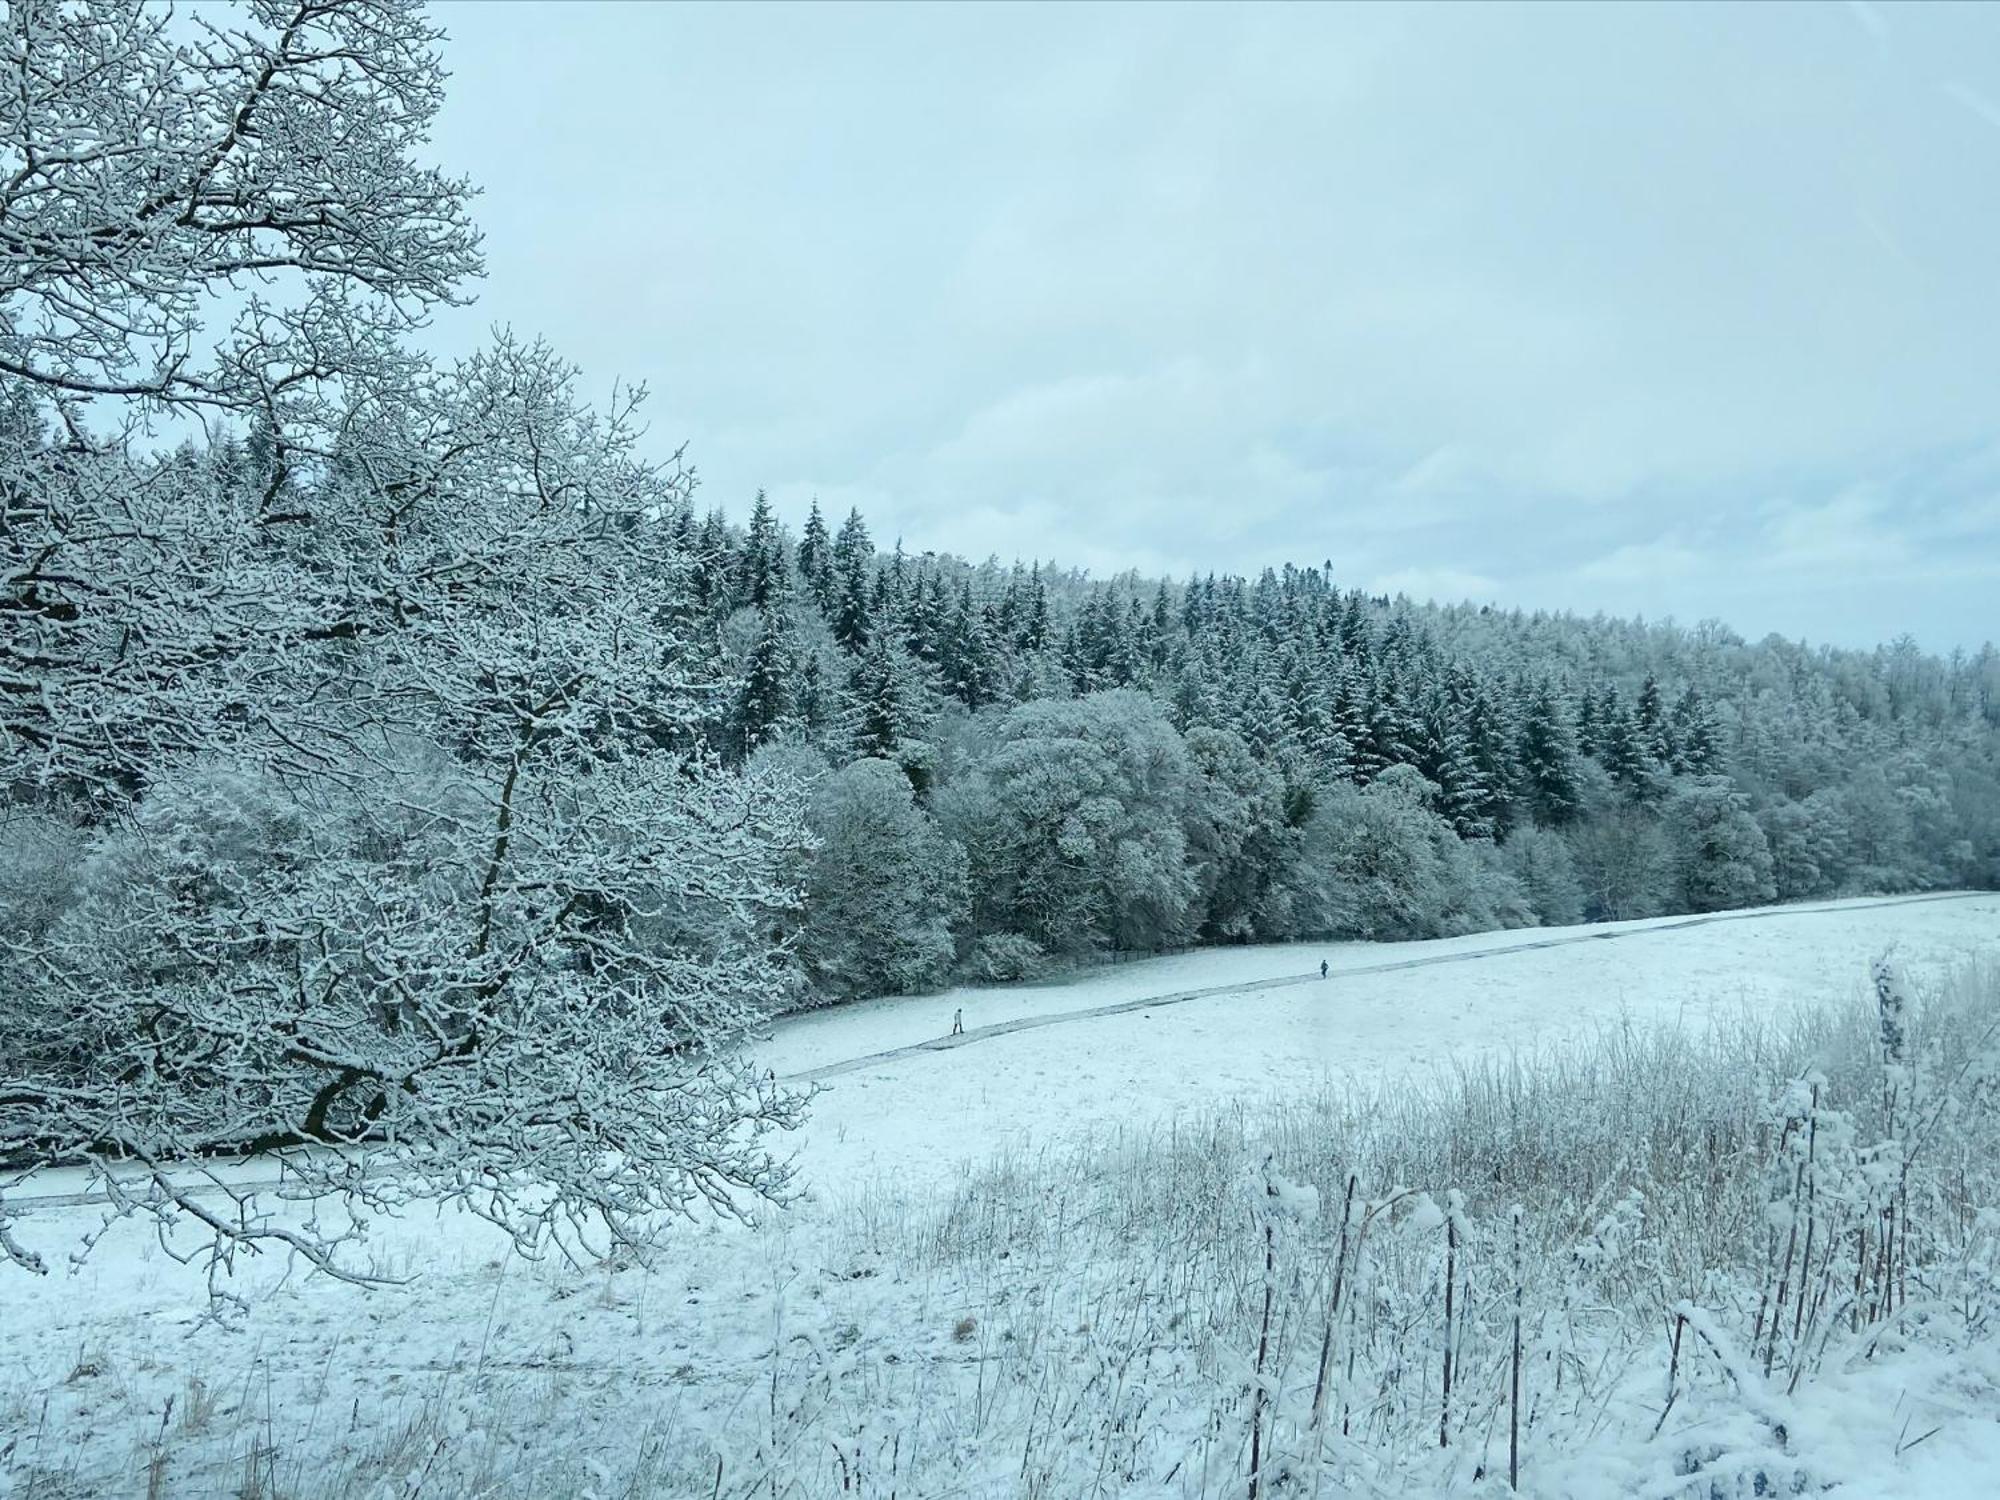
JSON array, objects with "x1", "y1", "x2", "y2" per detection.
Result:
[{"x1": 1320, "y1": 959, "x2": 1329, "y2": 980}]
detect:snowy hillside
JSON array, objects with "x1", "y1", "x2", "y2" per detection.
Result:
[{"x1": 7, "y1": 896, "x2": 1998, "y2": 1498}]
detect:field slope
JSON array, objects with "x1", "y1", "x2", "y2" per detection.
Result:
[{"x1": 5, "y1": 894, "x2": 1999, "y2": 1498}]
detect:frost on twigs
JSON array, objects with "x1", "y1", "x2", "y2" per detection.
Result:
[
  {"x1": 1870, "y1": 951, "x2": 1907, "y2": 1066},
  {"x1": 1, "y1": 2, "x2": 811, "y2": 1299},
  {"x1": 0, "y1": 0, "x2": 481, "y2": 406}
]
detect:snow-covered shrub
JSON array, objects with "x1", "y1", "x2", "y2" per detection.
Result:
[
  {"x1": 1443, "y1": 835, "x2": 1536, "y2": 932},
  {"x1": 965, "y1": 932, "x2": 1047, "y2": 982},
  {"x1": 1760, "y1": 792, "x2": 1851, "y2": 901},
  {"x1": 1498, "y1": 823, "x2": 1587, "y2": 926}
]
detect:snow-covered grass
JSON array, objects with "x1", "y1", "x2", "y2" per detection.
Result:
[{"x1": 5, "y1": 908, "x2": 1999, "y2": 1498}]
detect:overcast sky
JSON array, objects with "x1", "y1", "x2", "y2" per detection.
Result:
[{"x1": 427, "y1": 1, "x2": 2000, "y2": 651}]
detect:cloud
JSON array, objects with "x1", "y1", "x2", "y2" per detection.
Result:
[
  {"x1": 1577, "y1": 541, "x2": 1707, "y2": 583},
  {"x1": 1763, "y1": 491, "x2": 1916, "y2": 571},
  {"x1": 425, "y1": 1, "x2": 2000, "y2": 649},
  {"x1": 1367, "y1": 568, "x2": 1500, "y2": 605}
]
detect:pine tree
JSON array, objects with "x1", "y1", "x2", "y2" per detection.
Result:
[
  {"x1": 736, "y1": 607, "x2": 796, "y2": 755},
  {"x1": 242, "y1": 413, "x2": 288, "y2": 508},
  {"x1": 832, "y1": 509, "x2": 873, "y2": 651},
  {"x1": 941, "y1": 580, "x2": 1001, "y2": 709},
  {"x1": 1337, "y1": 590, "x2": 1373, "y2": 660},
  {"x1": 832, "y1": 506, "x2": 872, "y2": 578},
  {"x1": 1373, "y1": 660, "x2": 1423, "y2": 770},
  {"x1": 1118, "y1": 595, "x2": 1150, "y2": 686},
  {"x1": 996, "y1": 570, "x2": 1022, "y2": 645},
  {"x1": 1670, "y1": 685, "x2": 1720, "y2": 775},
  {"x1": 1635, "y1": 673, "x2": 1671, "y2": 765},
  {"x1": 1575, "y1": 685, "x2": 1601, "y2": 759},
  {"x1": 691, "y1": 508, "x2": 735, "y2": 616},
  {"x1": 1020, "y1": 564, "x2": 1050, "y2": 652},
  {"x1": 1235, "y1": 649, "x2": 1294, "y2": 761},
  {"x1": 1249, "y1": 567, "x2": 1283, "y2": 643},
  {"x1": 846, "y1": 630, "x2": 925, "y2": 759},
  {"x1": 1148, "y1": 582, "x2": 1176, "y2": 667},
  {"x1": 1516, "y1": 679, "x2": 1582, "y2": 826},
  {"x1": 1415, "y1": 677, "x2": 1492, "y2": 839},
  {"x1": 737, "y1": 489, "x2": 788, "y2": 610},
  {"x1": 795, "y1": 652, "x2": 830, "y2": 742},
  {"x1": 1059, "y1": 619, "x2": 1091, "y2": 690},
  {"x1": 1180, "y1": 573, "x2": 1212, "y2": 636},
  {"x1": 796, "y1": 499, "x2": 835, "y2": 613},
  {"x1": 1281, "y1": 648, "x2": 1335, "y2": 772},
  {"x1": 880, "y1": 539, "x2": 911, "y2": 620},
  {"x1": 1333, "y1": 659, "x2": 1383, "y2": 783},
  {"x1": 1170, "y1": 639, "x2": 1225, "y2": 730},
  {"x1": 903, "y1": 567, "x2": 945, "y2": 664},
  {"x1": 1460, "y1": 673, "x2": 1516, "y2": 836},
  {"x1": 1596, "y1": 686, "x2": 1660, "y2": 798}
]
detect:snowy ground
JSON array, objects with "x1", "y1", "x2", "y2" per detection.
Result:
[
  {"x1": 770, "y1": 892, "x2": 2000, "y2": 1193},
  {"x1": 5, "y1": 894, "x2": 1999, "y2": 1498}
]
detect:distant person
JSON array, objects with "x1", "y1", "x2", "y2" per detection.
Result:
[
  {"x1": 951, "y1": 1007, "x2": 964, "y2": 1036},
  {"x1": 1320, "y1": 959, "x2": 1329, "y2": 979}
]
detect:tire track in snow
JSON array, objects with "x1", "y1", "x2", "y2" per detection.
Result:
[{"x1": 783, "y1": 890, "x2": 1992, "y2": 1084}]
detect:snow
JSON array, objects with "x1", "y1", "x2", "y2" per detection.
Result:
[
  {"x1": 5, "y1": 894, "x2": 1999, "y2": 1497},
  {"x1": 770, "y1": 892, "x2": 2000, "y2": 1193}
]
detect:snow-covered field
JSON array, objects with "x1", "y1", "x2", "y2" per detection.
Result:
[
  {"x1": 5, "y1": 895, "x2": 1999, "y2": 1499},
  {"x1": 773, "y1": 892, "x2": 2000, "y2": 1190}
]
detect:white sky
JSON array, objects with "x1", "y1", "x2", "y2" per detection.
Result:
[{"x1": 425, "y1": 0, "x2": 2000, "y2": 650}]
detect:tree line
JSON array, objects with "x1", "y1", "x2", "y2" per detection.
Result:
[{"x1": 593, "y1": 490, "x2": 2000, "y2": 1001}]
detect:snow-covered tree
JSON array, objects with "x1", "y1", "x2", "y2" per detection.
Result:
[
  {"x1": 831, "y1": 509, "x2": 874, "y2": 650},
  {"x1": 845, "y1": 628, "x2": 930, "y2": 760},
  {"x1": 1516, "y1": 680, "x2": 1582, "y2": 826},
  {"x1": 798, "y1": 759, "x2": 967, "y2": 1000},
  {"x1": 796, "y1": 498, "x2": 836, "y2": 612},
  {"x1": 737, "y1": 606, "x2": 799, "y2": 754},
  {"x1": 1566, "y1": 765, "x2": 1674, "y2": 920},
  {"x1": 1, "y1": 1, "x2": 806, "y2": 1288},
  {"x1": 1, "y1": 0, "x2": 485, "y2": 800},
  {"x1": 935, "y1": 691, "x2": 1197, "y2": 955},
  {"x1": 1283, "y1": 775, "x2": 1459, "y2": 940},
  {"x1": 736, "y1": 488, "x2": 789, "y2": 610},
  {"x1": 1665, "y1": 776, "x2": 1776, "y2": 912},
  {"x1": 1183, "y1": 725, "x2": 1295, "y2": 939}
]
